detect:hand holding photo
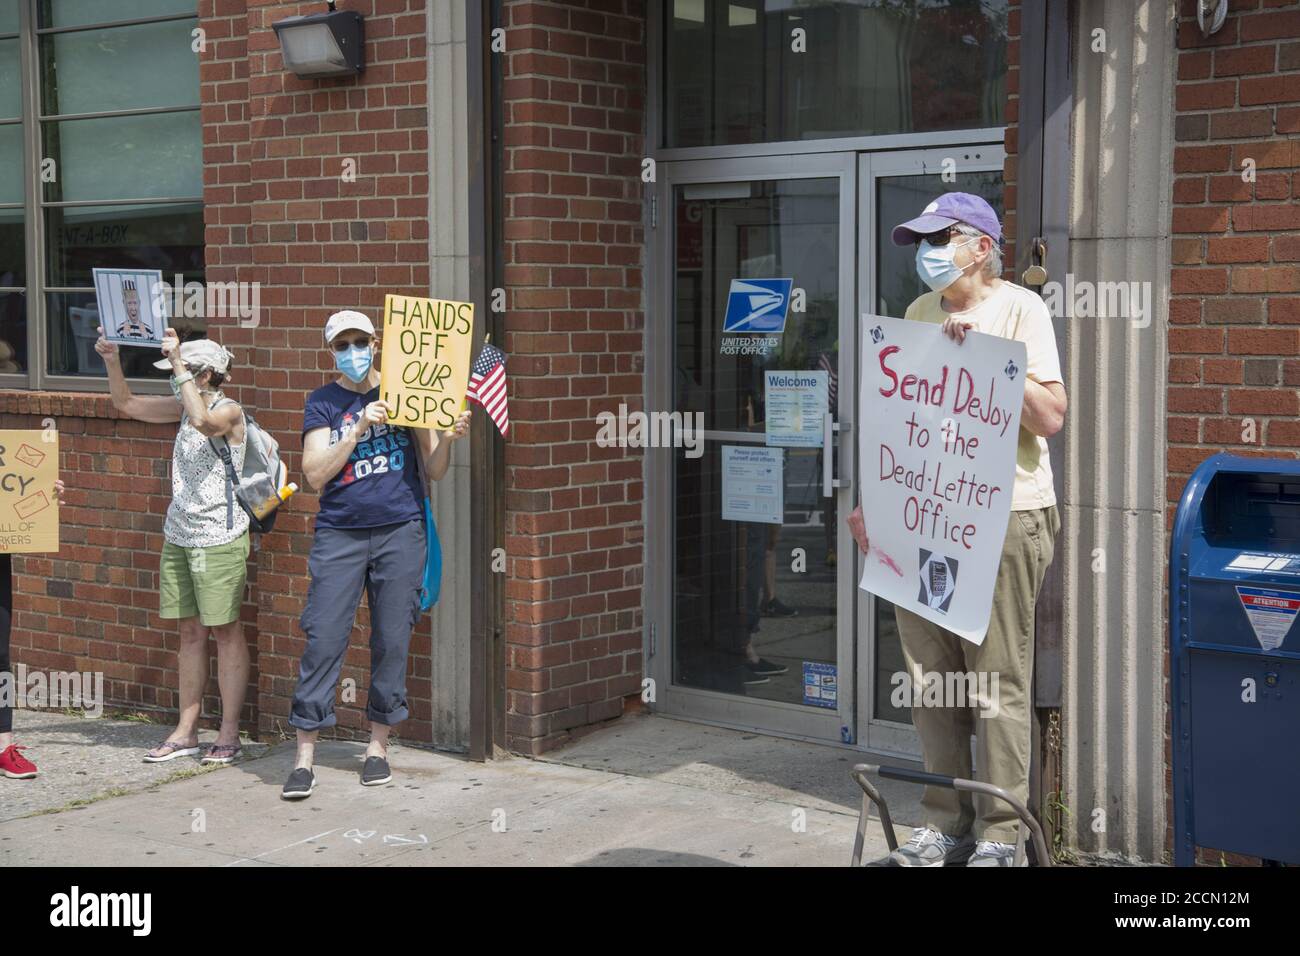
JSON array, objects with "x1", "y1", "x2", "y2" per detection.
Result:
[{"x1": 93, "y1": 268, "x2": 170, "y2": 348}]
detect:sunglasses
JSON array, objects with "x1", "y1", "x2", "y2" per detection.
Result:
[
  {"x1": 331, "y1": 335, "x2": 372, "y2": 352},
  {"x1": 918, "y1": 226, "x2": 961, "y2": 246}
]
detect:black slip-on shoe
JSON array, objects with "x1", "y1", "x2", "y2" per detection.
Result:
[
  {"x1": 361, "y1": 755, "x2": 392, "y2": 787},
  {"x1": 281, "y1": 767, "x2": 316, "y2": 800},
  {"x1": 747, "y1": 657, "x2": 788, "y2": 676}
]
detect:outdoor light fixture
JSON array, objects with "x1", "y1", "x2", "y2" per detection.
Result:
[{"x1": 272, "y1": 1, "x2": 365, "y2": 79}]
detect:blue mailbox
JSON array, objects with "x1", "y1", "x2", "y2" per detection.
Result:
[{"x1": 1171, "y1": 453, "x2": 1300, "y2": 865}]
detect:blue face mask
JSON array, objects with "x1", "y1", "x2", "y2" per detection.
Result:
[
  {"x1": 335, "y1": 345, "x2": 373, "y2": 383},
  {"x1": 915, "y1": 237, "x2": 977, "y2": 292}
]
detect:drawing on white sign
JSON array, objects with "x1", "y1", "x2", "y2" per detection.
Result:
[
  {"x1": 919, "y1": 549, "x2": 958, "y2": 612},
  {"x1": 856, "y1": 315, "x2": 1028, "y2": 645}
]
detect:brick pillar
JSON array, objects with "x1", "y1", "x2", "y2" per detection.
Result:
[{"x1": 501, "y1": 0, "x2": 647, "y2": 754}]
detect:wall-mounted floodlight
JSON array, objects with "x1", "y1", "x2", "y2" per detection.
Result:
[{"x1": 272, "y1": 2, "x2": 365, "y2": 79}]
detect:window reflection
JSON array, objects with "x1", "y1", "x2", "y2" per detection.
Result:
[
  {"x1": 666, "y1": 0, "x2": 1009, "y2": 148},
  {"x1": 871, "y1": 167, "x2": 1004, "y2": 724}
]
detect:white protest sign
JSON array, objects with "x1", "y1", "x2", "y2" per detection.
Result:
[{"x1": 857, "y1": 314, "x2": 1027, "y2": 645}]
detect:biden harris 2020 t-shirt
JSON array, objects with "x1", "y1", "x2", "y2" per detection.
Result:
[{"x1": 302, "y1": 382, "x2": 426, "y2": 530}]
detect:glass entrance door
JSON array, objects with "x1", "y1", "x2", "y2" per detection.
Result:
[
  {"x1": 855, "y1": 145, "x2": 1006, "y2": 753},
  {"x1": 646, "y1": 145, "x2": 1005, "y2": 751},
  {"x1": 650, "y1": 153, "x2": 857, "y2": 743}
]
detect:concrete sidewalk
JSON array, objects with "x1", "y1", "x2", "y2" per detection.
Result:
[{"x1": 0, "y1": 711, "x2": 915, "y2": 866}]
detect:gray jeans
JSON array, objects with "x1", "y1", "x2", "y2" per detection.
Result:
[{"x1": 290, "y1": 518, "x2": 426, "y2": 731}]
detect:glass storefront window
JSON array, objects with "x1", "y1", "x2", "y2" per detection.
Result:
[
  {"x1": 37, "y1": 0, "x2": 196, "y2": 30},
  {"x1": 27, "y1": 3, "x2": 204, "y2": 382},
  {"x1": 44, "y1": 202, "x2": 204, "y2": 288},
  {"x1": 0, "y1": 36, "x2": 20, "y2": 119},
  {"x1": 0, "y1": 123, "x2": 21, "y2": 207},
  {"x1": 42, "y1": 112, "x2": 203, "y2": 204},
  {"x1": 0, "y1": 291, "x2": 26, "y2": 373},
  {"x1": 41, "y1": 19, "x2": 201, "y2": 116},
  {"x1": 0, "y1": 207, "x2": 23, "y2": 287},
  {"x1": 0, "y1": 9, "x2": 23, "y2": 378},
  {"x1": 664, "y1": 0, "x2": 1009, "y2": 148}
]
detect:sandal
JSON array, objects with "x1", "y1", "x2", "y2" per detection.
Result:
[
  {"x1": 200, "y1": 743, "x2": 242, "y2": 765},
  {"x1": 143, "y1": 739, "x2": 201, "y2": 763}
]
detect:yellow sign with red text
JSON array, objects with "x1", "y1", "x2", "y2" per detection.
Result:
[
  {"x1": 378, "y1": 294, "x2": 475, "y2": 429},
  {"x1": 0, "y1": 430, "x2": 59, "y2": 553}
]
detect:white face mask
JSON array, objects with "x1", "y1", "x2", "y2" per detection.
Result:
[{"x1": 915, "y1": 237, "x2": 978, "y2": 292}]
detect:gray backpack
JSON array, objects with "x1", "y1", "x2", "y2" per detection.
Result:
[{"x1": 207, "y1": 397, "x2": 288, "y2": 534}]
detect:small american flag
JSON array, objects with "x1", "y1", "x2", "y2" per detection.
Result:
[
  {"x1": 466, "y1": 342, "x2": 509, "y2": 436},
  {"x1": 818, "y1": 351, "x2": 838, "y2": 409}
]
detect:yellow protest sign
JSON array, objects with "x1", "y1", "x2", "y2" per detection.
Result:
[
  {"x1": 378, "y1": 294, "x2": 475, "y2": 429},
  {"x1": 0, "y1": 430, "x2": 59, "y2": 553}
]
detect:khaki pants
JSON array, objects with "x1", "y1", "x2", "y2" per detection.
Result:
[{"x1": 893, "y1": 505, "x2": 1059, "y2": 843}]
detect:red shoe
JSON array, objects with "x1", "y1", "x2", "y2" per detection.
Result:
[{"x1": 0, "y1": 744, "x2": 38, "y2": 779}]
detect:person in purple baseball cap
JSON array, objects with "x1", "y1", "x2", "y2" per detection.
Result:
[{"x1": 848, "y1": 191, "x2": 1068, "y2": 868}]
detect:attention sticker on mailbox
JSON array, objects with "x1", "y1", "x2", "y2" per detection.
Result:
[{"x1": 1235, "y1": 585, "x2": 1300, "y2": 651}]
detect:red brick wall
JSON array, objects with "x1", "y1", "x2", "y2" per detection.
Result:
[
  {"x1": 0, "y1": 393, "x2": 218, "y2": 720},
  {"x1": 231, "y1": 0, "x2": 432, "y2": 742},
  {"x1": 2, "y1": 0, "x2": 436, "y2": 745},
  {"x1": 1169, "y1": 0, "x2": 1300, "y2": 864},
  {"x1": 1170, "y1": 0, "x2": 1300, "y2": 495},
  {"x1": 501, "y1": 0, "x2": 647, "y2": 754}
]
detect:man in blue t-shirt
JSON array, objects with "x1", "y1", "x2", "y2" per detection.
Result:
[{"x1": 282, "y1": 310, "x2": 471, "y2": 800}]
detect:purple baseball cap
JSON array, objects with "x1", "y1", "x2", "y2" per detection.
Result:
[{"x1": 891, "y1": 192, "x2": 1003, "y2": 246}]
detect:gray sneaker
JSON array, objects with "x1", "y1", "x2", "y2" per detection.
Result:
[
  {"x1": 967, "y1": 840, "x2": 1020, "y2": 867},
  {"x1": 361, "y1": 755, "x2": 392, "y2": 787},
  {"x1": 872, "y1": 827, "x2": 974, "y2": 867}
]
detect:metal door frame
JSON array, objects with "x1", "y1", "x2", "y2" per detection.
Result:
[{"x1": 646, "y1": 151, "x2": 858, "y2": 744}]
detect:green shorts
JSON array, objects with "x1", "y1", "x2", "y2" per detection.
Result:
[{"x1": 159, "y1": 533, "x2": 250, "y2": 627}]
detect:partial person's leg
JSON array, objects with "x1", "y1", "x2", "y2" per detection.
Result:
[
  {"x1": 173, "y1": 615, "x2": 208, "y2": 744},
  {"x1": 291, "y1": 527, "x2": 369, "y2": 767},
  {"x1": 363, "y1": 518, "x2": 426, "y2": 750},
  {"x1": 0, "y1": 553, "x2": 37, "y2": 778},
  {"x1": 966, "y1": 506, "x2": 1058, "y2": 844},
  {"x1": 195, "y1": 534, "x2": 251, "y2": 749},
  {"x1": 0, "y1": 553, "x2": 13, "y2": 746},
  {"x1": 210, "y1": 620, "x2": 248, "y2": 748},
  {"x1": 152, "y1": 541, "x2": 204, "y2": 757},
  {"x1": 895, "y1": 605, "x2": 976, "y2": 836}
]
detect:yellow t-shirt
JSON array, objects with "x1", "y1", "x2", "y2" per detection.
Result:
[{"x1": 903, "y1": 281, "x2": 1063, "y2": 511}]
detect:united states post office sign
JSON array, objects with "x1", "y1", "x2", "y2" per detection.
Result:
[{"x1": 0, "y1": 431, "x2": 59, "y2": 554}]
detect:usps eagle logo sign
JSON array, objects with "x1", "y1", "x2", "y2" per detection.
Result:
[
  {"x1": 918, "y1": 549, "x2": 959, "y2": 613},
  {"x1": 722, "y1": 278, "x2": 793, "y2": 333}
]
